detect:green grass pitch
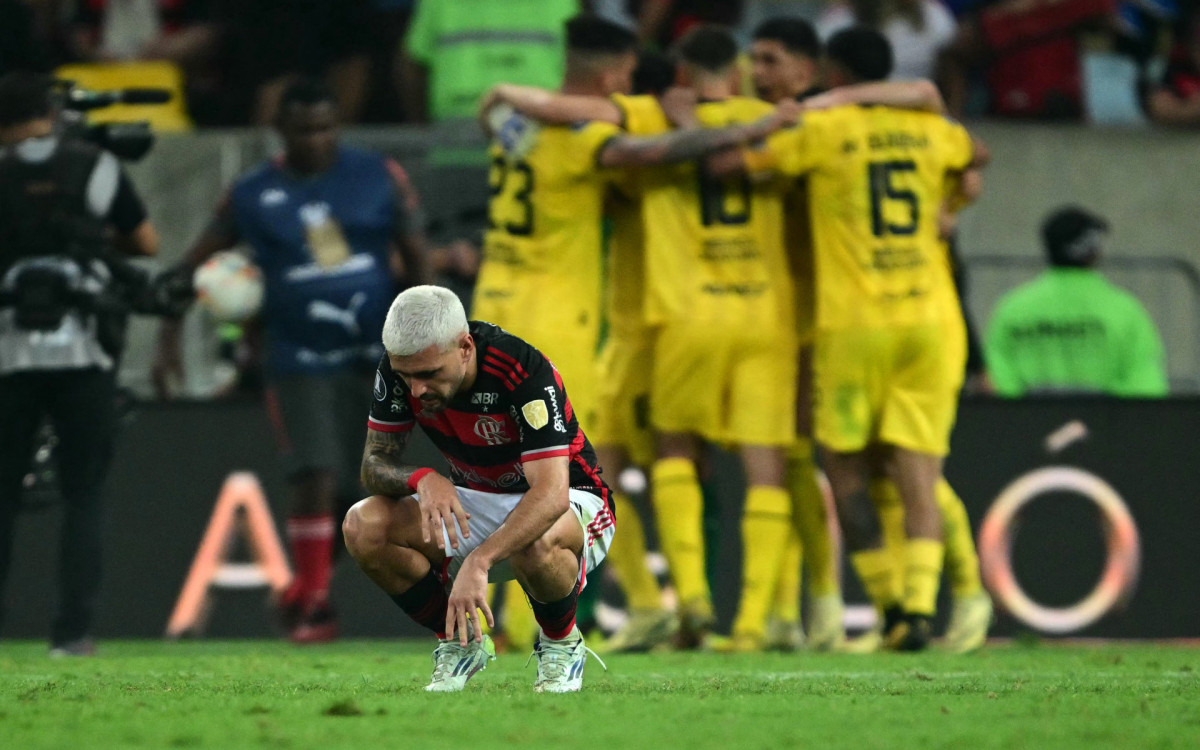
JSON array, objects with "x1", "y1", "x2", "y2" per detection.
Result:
[{"x1": 3, "y1": 640, "x2": 1199, "y2": 749}]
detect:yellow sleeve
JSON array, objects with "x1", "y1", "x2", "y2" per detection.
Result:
[
  {"x1": 938, "y1": 119, "x2": 974, "y2": 172},
  {"x1": 743, "y1": 126, "x2": 815, "y2": 178},
  {"x1": 611, "y1": 93, "x2": 669, "y2": 136},
  {"x1": 568, "y1": 120, "x2": 623, "y2": 176}
]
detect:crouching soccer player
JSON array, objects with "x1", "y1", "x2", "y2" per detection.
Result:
[{"x1": 343, "y1": 286, "x2": 614, "y2": 692}]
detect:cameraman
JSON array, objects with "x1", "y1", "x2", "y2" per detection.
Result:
[{"x1": 0, "y1": 72, "x2": 159, "y2": 656}]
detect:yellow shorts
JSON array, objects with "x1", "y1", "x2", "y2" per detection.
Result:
[
  {"x1": 651, "y1": 321, "x2": 797, "y2": 446},
  {"x1": 813, "y1": 324, "x2": 963, "y2": 457},
  {"x1": 588, "y1": 326, "x2": 655, "y2": 466}
]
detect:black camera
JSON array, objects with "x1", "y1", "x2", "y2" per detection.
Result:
[{"x1": 52, "y1": 81, "x2": 172, "y2": 162}]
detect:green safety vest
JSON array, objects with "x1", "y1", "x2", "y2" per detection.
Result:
[
  {"x1": 406, "y1": 0, "x2": 577, "y2": 122},
  {"x1": 984, "y1": 267, "x2": 1168, "y2": 397}
]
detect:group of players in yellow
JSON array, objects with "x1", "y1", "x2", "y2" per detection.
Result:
[{"x1": 471, "y1": 13, "x2": 994, "y2": 655}]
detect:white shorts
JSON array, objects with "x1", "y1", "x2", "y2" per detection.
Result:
[{"x1": 426, "y1": 487, "x2": 615, "y2": 591}]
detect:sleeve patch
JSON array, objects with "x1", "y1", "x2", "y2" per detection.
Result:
[{"x1": 522, "y1": 399, "x2": 549, "y2": 429}]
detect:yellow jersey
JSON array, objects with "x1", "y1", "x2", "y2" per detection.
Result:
[
  {"x1": 623, "y1": 95, "x2": 792, "y2": 327},
  {"x1": 599, "y1": 93, "x2": 668, "y2": 336},
  {"x1": 747, "y1": 106, "x2": 973, "y2": 331},
  {"x1": 475, "y1": 112, "x2": 621, "y2": 331}
]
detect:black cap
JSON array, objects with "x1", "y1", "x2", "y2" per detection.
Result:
[{"x1": 1041, "y1": 206, "x2": 1109, "y2": 268}]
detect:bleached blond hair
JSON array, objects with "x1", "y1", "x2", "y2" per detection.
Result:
[{"x1": 381, "y1": 285, "x2": 468, "y2": 357}]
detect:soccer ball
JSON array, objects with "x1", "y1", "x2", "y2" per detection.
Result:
[{"x1": 193, "y1": 251, "x2": 264, "y2": 322}]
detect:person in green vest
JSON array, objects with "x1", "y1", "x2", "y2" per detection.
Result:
[
  {"x1": 985, "y1": 206, "x2": 1169, "y2": 397},
  {"x1": 401, "y1": 0, "x2": 580, "y2": 123}
]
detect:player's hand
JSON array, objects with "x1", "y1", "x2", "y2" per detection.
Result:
[
  {"x1": 660, "y1": 87, "x2": 698, "y2": 128},
  {"x1": 477, "y1": 85, "x2": 505, "y2": 134},
  {"x1": 771, "y1": 99, "x2": 803, "y2": 128},
  {"x1": 415, "y1": 472, "x2": 471, "y2": 551},
  {"x1": 445, "y1": 557, "x2": 494, "y2": 646}
]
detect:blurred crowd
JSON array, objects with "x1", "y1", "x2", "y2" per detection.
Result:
[{"x1": 1, "y1": 0, "x2": 1199, "y2": 126}]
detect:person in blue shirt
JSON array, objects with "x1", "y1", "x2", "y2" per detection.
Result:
[{"x1": 154, "y1": 78, "x2": 426, "y2": 642}]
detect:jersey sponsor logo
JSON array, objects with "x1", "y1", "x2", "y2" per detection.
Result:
[
  {"x1": 374, "y1": 372, "x2": 386, "y2": 401},
  {"x1": 522, "y1": 400, "x2": 549, "y2": 430},
  {"x1": 259, "y1": 188, "x2": 287, "y2": 206},
  {"x1": 473, "y1": 415, "x2": 512, "y2": 445},
  {"x1": 544, "y1": 385, "x2": 565, "y2": 433},
  {"x1": 868, "y1": 132, "x2": 930, "y2": 151},
  {"x1": 472, "y1": 392, "x2": 500, "y2": 406}
]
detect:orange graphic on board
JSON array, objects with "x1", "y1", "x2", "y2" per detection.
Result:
[{"x1": 166, "y1": 472, "x2": 292, "y2": 637}]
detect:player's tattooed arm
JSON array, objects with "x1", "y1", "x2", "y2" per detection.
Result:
[
  {"x1": 360, "y1": 428, "x2": 420, "y2": 497},
  {"x1": 598, "y1": 101, "x2": 802, "y2": 169}
]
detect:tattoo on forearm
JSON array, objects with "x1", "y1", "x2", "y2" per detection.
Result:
[
  {"x1": 360, "y1": 429, "x2": 421, "y2": 497},
  {"x1": 608, "y1": 122, "x2": 765, "y2": 167}
]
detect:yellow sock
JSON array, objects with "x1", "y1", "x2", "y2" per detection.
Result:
[
  {"x1": 503, "y1": 579, "x2": 537, "y2": 647},
  {"x1": 938, "y1": 479, "x2": 983, "y2": 598},
  {"x1": 871, "y1": 478, "x2": 907, "y2": 606},
  {"x1": 849, "y1": 548, "x2": 903, "y2": 611},
  {"x1": 790, "y1": 438, "x2": 839, "y2": 597},
  {"x1": 769, "y1": 529, "x2": 802, "y2": 623},
  {"x1": 731, "y1": 486, "x2": 792, "y2": 639},
  {"x1": 651, "y1": 458, "x2": 710, "y2": 612},
  {"x1": 904, "y1": 538, "x2": 945, "y2": 616},
  {"x1": 607, "y1": 492, "x2": 662, "y2": 611}
]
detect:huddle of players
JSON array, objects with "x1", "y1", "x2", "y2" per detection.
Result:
[{"x1": 476, "y1": 13, "x2": 994, "y2": 654}]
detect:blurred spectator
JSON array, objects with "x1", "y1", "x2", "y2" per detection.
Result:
[
  {"x1": 361, "y1": 0, "x2": 415, "y2": 122},
  {"x1": 0, "y1": 0, "x2": 50, "y2": 75},
  {"x1": 401, "y1": 0, "x2": 579, "y2": 123},
  {"x1": 1147, "y1": 13, "x2": 1200, "y2": 125},
  {"x1": 219, "y1": 0, "x2": 372, "y2": 124},
  {"x1": 66, "y1": 0, "x2": 219, "y2": 65},
  {"x1": 154, "y1": 79, "x2": 426, "y2": 642},
  {"x1": 985, "y1": 206, "x2": 1168, "y2": 398},
  {"x1": 627, "y1": 0, "x2": 745, "y2": 47},
  {"x1": 818, "y1": 0, "x2": 958, "y2": 80},
  {"x1": 64, "y1": 0, "x2": 225, "y2": 123},
  {"x1": 945, "y1": 0, "x2": 1117, "y2": 119}
]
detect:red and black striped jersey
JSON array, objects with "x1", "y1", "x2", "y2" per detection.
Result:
[{"x1": 367, "y1": 321, "x2": 610, "y2": 504}]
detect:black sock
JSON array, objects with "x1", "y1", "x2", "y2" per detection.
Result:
[
  {"x1": 391, "y1": 571, "x2": 448, "y2": 637},
  {"x1": 528, "y1": 580, "x2": 580, "y2": 640}
]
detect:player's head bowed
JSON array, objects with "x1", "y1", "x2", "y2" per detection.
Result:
[{"x1": 383, "y1": 286, "x2": 474, "y2": 413}]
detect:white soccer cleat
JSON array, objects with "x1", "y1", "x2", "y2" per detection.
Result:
[
  {"x1": 425, "y1": 634, "x2": 496, "y2": 692},
  {"x1": 597, "y1": 609, "x2": 678, "y2": 654},
  {"x1": 941, "y1": 592, "x2": 993, "y2": 654},
  {"x1": 806, "y1": 594, "x2": 846, "y2": 652},
  {"x1": 529, "y1": 627, "x2": 606, "y2": 693}
]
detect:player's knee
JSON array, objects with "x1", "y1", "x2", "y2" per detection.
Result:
[
  {"x1": 342, "y1": 495, "x2": 391, "y2": 564},
  {"x1": 511, "y1": 533, "x2": 557, "y2": 573}
]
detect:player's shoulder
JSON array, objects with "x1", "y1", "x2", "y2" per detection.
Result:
[
  {"x1": 472, "y1": 320, "x2": 541, "y2": 364},
  {"x1": 233, "y1": 158, "x2": 280, "y2": 193},
  {"x1": 612, "y1": 93, "x2": 667, "y2": 135},
  {"x1": 698, "y1": 95, "x2": 773, "y2": 123},
  {"x1": 228, "y1": 158, "x2": 286, "y2": 209},
  {"x1": 472, "y1": 320, "x2": 554, "y2": 391}
]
